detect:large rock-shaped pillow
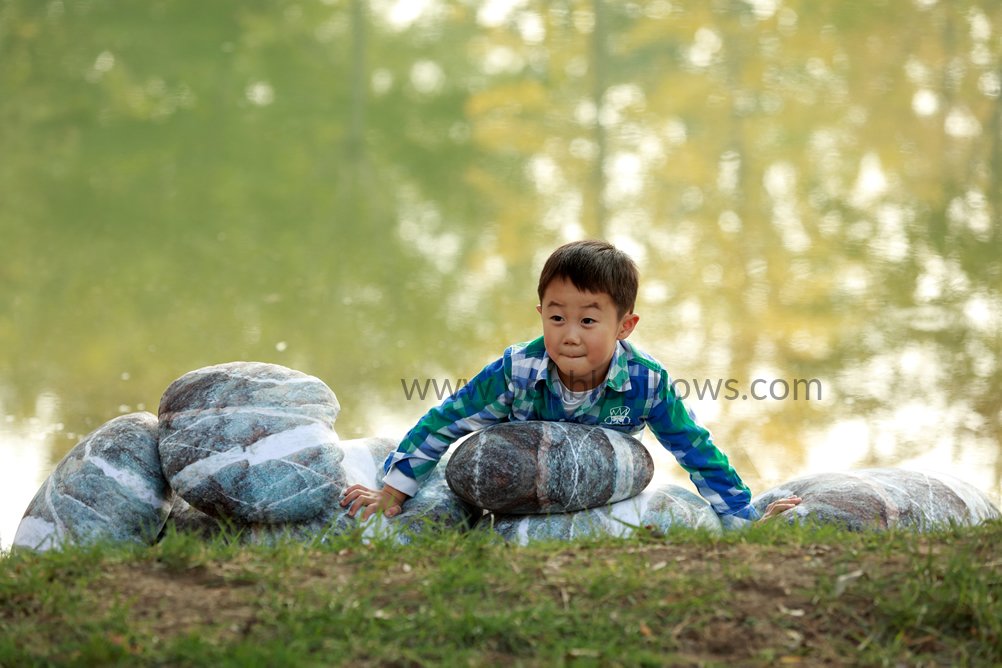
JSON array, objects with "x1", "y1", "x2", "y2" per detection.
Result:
[
  {"x1": 161, "y1": 436, "x2": 479, "y2": 545},
  {"x1": 158, "y1": 362, "x2": 345, "y2": 524},
  {"x1": 484, "y1": 483, "x2": 722, "y2": 544},
  {"x1": 446, "y1": 422, "x2": 654, "y2": 514},
  {"x1": 754, "y1": 468, "x2": 1001, "y2": 531},
  {"x1": 14, "y1": 412, "x2": 172, "y2": 552}
]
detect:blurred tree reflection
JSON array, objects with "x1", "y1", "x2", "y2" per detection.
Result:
[{"x1": 0, "y1": 1, "x2": 998, "y2": 493}]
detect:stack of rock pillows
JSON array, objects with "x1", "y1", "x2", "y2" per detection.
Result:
[{"x1": 12, "y1": 362, "x2": 1001, "y2": 552}]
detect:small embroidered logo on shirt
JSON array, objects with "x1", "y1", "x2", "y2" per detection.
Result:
[{"x1": 603, "y1": 406, "x2": 631, "y2": 425}]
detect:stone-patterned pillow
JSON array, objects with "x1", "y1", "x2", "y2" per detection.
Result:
[
  {"x1": 484, "y1": 482, "x2": 722, "y2": 545},
  {"x1": 161, "y1": 436, "x2": 479, "y2": 545},
  {"x1": 445, "y1": 421, "x2": 654, "y2": 514},
  {"x1": 14, "y1": 412, "x2": 172, "y2": 552},
  {"x1": 158, "y1": 362, "x2": 344, "y2": 524},
  {"x1": 753, "y1": 468, "x2": 1001, "y2": 531}
]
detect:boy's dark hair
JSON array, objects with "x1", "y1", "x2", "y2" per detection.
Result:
[{"x1": 537, "y1": 240, "x2": 638, "y2": 317}]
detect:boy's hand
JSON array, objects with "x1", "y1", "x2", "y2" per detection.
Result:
[
  {"x1": 340, "y1": 483, "x2": 409, "y2": 521},
  {"x1": 758, "y1": 496, "x2": 803, "y2": 522}
]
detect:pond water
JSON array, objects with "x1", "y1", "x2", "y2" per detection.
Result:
[{"x1": 2, "y1": 0, "x2": 1000, "y2": 547}]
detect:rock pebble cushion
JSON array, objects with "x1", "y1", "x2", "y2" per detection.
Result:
[
  {"x1": 162, "y1": 436, "x2": 479, "y2": 545},
  {"x1": 754, "y1": 468, "x2": 1001, "y2": 531},
  {"x1": 446, "y1": 421, "x2": 654, "y2": 514},
  {"x1": 14, "y1": 412, "x2": 172, "y2": 552},
  {"x1": 485, "y1": 483, "x2": 722, "y2": 544},
  {"x1": 158, "y1": 362, "x2": 345, "y2": 524}
]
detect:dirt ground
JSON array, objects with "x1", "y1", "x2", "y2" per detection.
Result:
[{"x1": 87, "y1": 537, "x2": 956, "y2": 666}]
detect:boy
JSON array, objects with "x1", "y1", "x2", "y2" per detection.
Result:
[{"x1": 341, "y1": 240, "x2": 800, "y2": 522}]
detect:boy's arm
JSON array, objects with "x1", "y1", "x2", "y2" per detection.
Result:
[
  {"x1": 343, "y1": 355, "x2": 513, "y2": 520},
  {"x1": 380, "y1": 352, "x2": 514, "y2": 497},
  {"x1": 645, "y1": 371, "x2": 760, "y2": 521}
]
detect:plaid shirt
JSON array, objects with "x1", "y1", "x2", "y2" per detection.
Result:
[{"x1": 383, "y1": 336, "x2": 759, "y2": 520}]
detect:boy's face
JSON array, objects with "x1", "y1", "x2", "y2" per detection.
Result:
[{"x1": 536, "y1": 277, "x2": 640, "y2": 392}]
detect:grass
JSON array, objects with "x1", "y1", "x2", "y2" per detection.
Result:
[{"x1": 2, "y1": 519, "x2": 1000, "y2": 667}]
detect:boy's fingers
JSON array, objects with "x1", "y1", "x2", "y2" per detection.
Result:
[
  {"x1": 361, "y1": 503, "x2": 382, "y2": 522},
  {"x1": 340, "y1": 490, "x2": 364, "y2": 507},
  {"x1": 348, "y1": 496, "x2": 370, "y2": 518},
  {"x1": 765, "y1": 498, "x2": 802, "y2": 516},
  {"x1": 358, "y1": 500, "x2": 403, "y2": 522}
]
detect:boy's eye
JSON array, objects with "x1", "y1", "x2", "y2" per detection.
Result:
[
  {"x1": 549, "y1": 315, "x2": 564, "y2": 323},
  {"x1": 582, "y1": 318, "x2": 596, "y2": 325}
]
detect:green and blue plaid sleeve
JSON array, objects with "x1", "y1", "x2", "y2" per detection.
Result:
[
  {"x1": 645, "y1": 369, "x2": 760, "y2": 521},
  {"x1": 382, "y1": 352, "x2": 514, "y2": 496}
]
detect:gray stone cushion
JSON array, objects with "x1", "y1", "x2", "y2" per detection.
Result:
[
  {"x1": 754, "y1": 468, "x2": 1001, "y2": 531},
  {"x1": 14, "y1": 412, "x2": 172, "y2": 552},
  {"x1": 446, "y1": 421, "x2": 654, "y2": 514},
  {"x1": 484, "y1": 483, "x2": 722, "y2": 544},
  {"x1": 158, "y1": 362, "x2": 345, "y2": 524},
  {"x1": 161, "y1": 436, "x2": 479, "y2": 545}
]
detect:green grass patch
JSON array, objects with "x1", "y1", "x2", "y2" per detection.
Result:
[{"x1": 2, "y1": 520, "x2": 1000, "y2": 666}]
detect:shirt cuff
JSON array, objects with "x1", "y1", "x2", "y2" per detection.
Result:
[
  {"x1": 720, "y1": 503, "x2": 761, "y2": 522},
  {"x1": 382, "y1": 468, "x2": 420, "y2": 498}
]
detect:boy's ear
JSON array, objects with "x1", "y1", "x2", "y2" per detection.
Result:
[
  {"x1": 617, "y1": 313, "x2": 640, "y2": 340},
  {"x1": 536, "y1": 304, "x2": 542, "y2": 315}
]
